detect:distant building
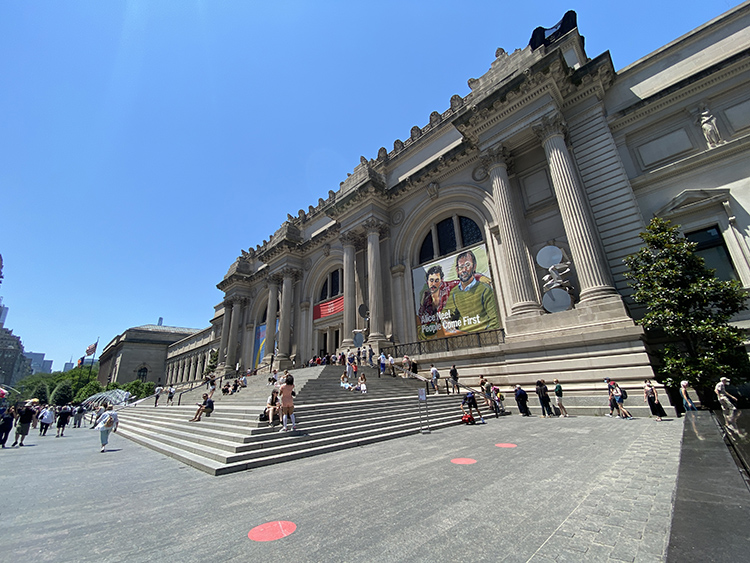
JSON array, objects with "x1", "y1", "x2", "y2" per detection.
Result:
[
  {"x1": 0, "y1": 297, "x2": 8, "y2": 328},
  {"x1": 63, "y1": 362, "x2": 75, "y2": 372},
  {"x1": 0, "y1": 328, "x2": 32, "y2": 387},
  {"x1": 98, "y1": 325, "x2": 202, "y2": 386},
  {"x1": 23, "y1": 352, "x2": 53, "y2": 374}
]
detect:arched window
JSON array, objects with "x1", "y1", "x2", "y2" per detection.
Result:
[
  {"x1": 318, "y1": 268, "x2": 343, "y2": 302},
  {"x1": 418, "y1": 215, "x2": 484, "y2": 264},
  {"x1": 137, "y1": 367, "x2": 148, "y2": 382}
]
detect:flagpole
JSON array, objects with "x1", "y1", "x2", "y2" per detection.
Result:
[{"x1": 88, "y1": 337, "x2": 99, "y2": 378}]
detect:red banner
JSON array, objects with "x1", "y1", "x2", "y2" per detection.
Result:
[{"x1": 313, "y1": 295, "x2": 344, "y2": 320}]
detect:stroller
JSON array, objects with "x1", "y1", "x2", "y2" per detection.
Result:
[{"x1": 490, "y1": 386, "x2": 506, "y2": 418}]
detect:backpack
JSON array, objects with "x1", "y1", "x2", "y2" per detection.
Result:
[
  {"x1": 461, "y1": 414, "x2": 475, "y2": 425},
  {"x1": 621, "y1": 388, "x2": 628, "y2": 400},
  {"x1": 103, "y1": 414, "x2": 114, "y2": 428}
]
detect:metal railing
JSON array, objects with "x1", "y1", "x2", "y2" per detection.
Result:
[{"x1": 381, "y1": 328, "x2": 505, "y2": 358}]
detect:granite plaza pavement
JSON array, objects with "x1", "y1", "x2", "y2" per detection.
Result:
[{"x1": 1, "y1": 410, "x2": 748, "y2": 562}]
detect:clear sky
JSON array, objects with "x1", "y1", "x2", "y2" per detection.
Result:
[{"x1": 0, "y1": 0, "x2": 742, "y2": 370}]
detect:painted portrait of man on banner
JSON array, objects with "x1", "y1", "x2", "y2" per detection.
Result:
[{"x1": 413, "y1": 244, "x2": 500, "y2": 340}]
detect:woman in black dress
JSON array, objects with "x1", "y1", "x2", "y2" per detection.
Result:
[{"x1": 643, "y1": 379, "x2": 667, "y2": 421}]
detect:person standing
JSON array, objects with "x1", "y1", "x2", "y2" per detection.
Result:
[
  {"x1": 388, "y1": 354, "x2": 396, "y2": 377},
  {"x1": 368, "y1": 345, "x2": 374, "y2": 367},
  {"x1": 535, "y1": 380, "x2": 554, "y2": 418},
  {"x1": 154, "y1": 385, "x2": 163, "y2": 407},
  {"x1": 449, "y1": 365, "x2": 460, "y2": 394},
  {"x1": 643, "y1": 380, "x2": 667, "y2": 421},
  {"x1": 279, "y1": 374, "x2": 296, "y2": 432},
  {"x1": 609, "y1": 381, "x2": 633, "y2": 419},
  {"x1": 95, "y1": 405, "x2": 119, "y2": 453},
  {"x1": 515, "y1": 385, "x2": 531, "y2": 417},
  {"x1": 378, "y1": 352, "x2": 386, "y2": 378},
  {"x1": 680, "y1": 381, "x2": 697, "y2": 411},
  {"x1": 0, "y1": 406, "x2": 16, "y2": 448},
  {"x1": 429, "y1": 365, "x2": 441, "y2": 396},
  {"x1": 11, "y1": 403, "x2": 35, "y2": 447},
  {"x1": 73, "y1": 405, "x2": 85, "y2": 428},
  {"x1": 38, "y1": 405, "x2": 55, "y2": 436},
  {"x1": 553, "y1": 379, "x2": 569, "y2": 417}
]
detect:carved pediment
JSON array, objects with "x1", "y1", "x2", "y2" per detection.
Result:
[{"x1": 655, "y1": 188, "x2": 731, "y2": 218}]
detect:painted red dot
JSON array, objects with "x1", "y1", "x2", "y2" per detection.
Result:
[
  {"x1": 248, "y1": 521, "x2": 297, "y2": 541},
  {"x1": 451, "y1": 458, "x2": 477, "y2": 464},
  {"x1": 495, "y1": 443, "x2": 517, "y2": 448}
]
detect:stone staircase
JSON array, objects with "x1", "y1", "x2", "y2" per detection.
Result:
[{"x1": 116, "y1": 365, "x2": 468, "y2": 475}]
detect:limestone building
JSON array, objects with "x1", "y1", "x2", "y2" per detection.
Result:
[{"x1": 164, "y1": 6, "x2": 750, "y2": 389}]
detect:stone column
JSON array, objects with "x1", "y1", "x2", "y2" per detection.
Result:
[
  {"x1": 276, "y1": 268, "x2": 298, "y2": 369},
  {"x1": 390, "y1": 264, "x2": 406, "y2": 344},
  {"x1": 262, "y1": 278, "x2": 279, "y2": 364},
  {"x1": 341, "y1": 231, "x2": 357, "y2": 348},
  {"x1": 534, "y1": 115, "x2": 618, "y2": 302},
  {"x1": 188, "y1": 356, "x2": 195, "y2": 381},
  {"x1": 218, "y1": 300, "x2": 232, "y2": 364},
  {"x1": 299, "y1": 301, "x2": 310, "y2": 365},
  {"x1": 226, "y1": 297, "x2": 242, "y2": 371},
  {"x1": 485, "y1": 147, "x2": 543, "y2": 316},
  {"x1": 364, "y1": 218, "x2": 386, "y2": 341},
  {"x1": 196, "y1": 353, "x2": 204, "y2": 381}
]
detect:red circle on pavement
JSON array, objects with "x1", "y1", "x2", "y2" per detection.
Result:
[
  {"x1": 451, "y1": 458, "x2": 477, "y2": 464},
  {"x1": 495, "y1": 443, "x2": 517, "y2": 448},
  {"x1": 248, "y1": 521, "x2": 297, "y2": 541}
]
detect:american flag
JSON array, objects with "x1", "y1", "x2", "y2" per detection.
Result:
[{"x1": 86, "y1": 342, "x2": 97, "y2": 356}]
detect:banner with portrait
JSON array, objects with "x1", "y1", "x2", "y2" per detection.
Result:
[{"x1": 412, "y1": 244, "x2": 500, "y2": 341}]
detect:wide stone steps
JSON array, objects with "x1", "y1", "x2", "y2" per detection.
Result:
[{"x1": 116, "y1": 394, "x2": 466, "y2": 475}]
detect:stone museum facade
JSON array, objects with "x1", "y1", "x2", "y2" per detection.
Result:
[{"x1": 156, "y1": 6, "x2": 750, "y2": 390}]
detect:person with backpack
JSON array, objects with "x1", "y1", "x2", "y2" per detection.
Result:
[
  {"x1": 460, "y1": 391, "x2": 485, "y2": 423},
  {"x1": 430, "y1": 365, "x2": 441, "y2": 396},
  {"x1": 609, "y1": 381, "x2": 633, "y2": 419},
  {"x1": 449, "y1": 365, "x2": 460, "y2": 394},
  {"x1": 95, "y1": 405, "x2": 119, "y2": 453}
]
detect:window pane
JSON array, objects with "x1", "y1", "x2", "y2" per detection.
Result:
[
  {"x1": 460, "y1": 216, "x2": 483, "y2": 246},
  {"x1": 437, "y1": 218, "x2": 456, "y2": 256},
  {"x1": 319, "y1": 280, "x2": 328, "y2": 302},
  {"x1": 330, "y1": 270, "x2": 340, "y2": 296},
  {"x1": 686, "y1": 227, "x2": 737, "y2": 281},
  {"x1": 419, "y1": 233, "x2": 434, "y2": 264}
]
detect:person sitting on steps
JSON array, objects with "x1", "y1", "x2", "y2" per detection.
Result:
[{"x1": 189, "y1": 394, "x2": 214, "y2": 422}]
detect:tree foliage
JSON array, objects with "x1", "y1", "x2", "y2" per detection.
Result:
[
  {"x1": 624, "y1": 218, "x2": 749, "y2": 389},
  {"x1": 16, "y1": 365, "x2": 99, "y2": 401},
  {"x1": 31, "y1": 382, "x2": 49, "y2": 404},
  {"x1": 205, "y1": 349, "x2": 218, "y2": 374},
  {"x1": 74, "y1": 380, "x2": 104, "y2": 403},
  {"x1": 50, "y1": 380, "x2": 74, "y2": 406}
]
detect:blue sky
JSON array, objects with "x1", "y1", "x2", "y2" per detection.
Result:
[{"x1": 0, "y1": 1, "x2": 741, "y2": 370}]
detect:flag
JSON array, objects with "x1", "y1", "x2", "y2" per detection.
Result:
[
  {"x1": 77, "y1": 357, "x2": 85, "y2": 367},
  {"x1": 86, "y1": 342, "x2": 97, "y2": 356}
]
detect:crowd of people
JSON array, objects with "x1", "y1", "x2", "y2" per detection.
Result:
[{"x1": 0, "y1": 400, "x2": 119, "y2": 452}]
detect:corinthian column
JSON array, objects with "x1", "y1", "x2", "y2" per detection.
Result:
[
  {"x1": 485, "y1": 147, "x2": 543, "y2": 316},
  {"x1": 226, "y1": 297, "x2": 242, "y2": 370},
  {"x1": 218, "y1": 300, "x2": 232, "y2": 363},
  {"x1": 534, "y1": 115, "x2": 618, "y2": 302},
  {"x1": 341, "y1": 231, "x2": 358, "y2": 348},
  {"x1": 364, "y1": 218, "x2": 386, "y2": 341},
  {"x1": 262, "y1": 278, "x2": 279, "y2": 364},
  {"x1": 276, "y1": 268, "x2": 299, "y2": 368}
]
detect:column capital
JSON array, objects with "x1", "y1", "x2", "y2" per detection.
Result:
[
  {"x1": 533, "y1": 113, "x2": 567, "y2": 144},
  {"x1": 363, "y1": 217, "x2": 386, "y2": 236},
  {"x1": 279, "y1": 266, "x2": 302, "y2": 281},
  {"x1": 340, "y1": 230, "x2": 359, "y2": 247},
  {"x1": 481, "y1": 145, "x2": 513, "y2": 172}
]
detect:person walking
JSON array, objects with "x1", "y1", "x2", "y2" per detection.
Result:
[
  {"x1": 73, "y1": 405, "x2": 85, "y2": 428},
  {"x1": 154, "y1": 385, "x2": 163, "y2": 407},
  {"x1": 535, "y1": 380, "x2": 554, "y2": 418},
  {"x1": 38, "y1": 405, "x2": 55, "y2": 436},
  {"x1": 368, "y1": 345, "x2": 374, "y2": 367},
  {"x1": 95, "y1": 405, "x2": 119, "y2": 453},
  {"x1": 279, "y1": 374, "x2": 296, "y2": 431},
  {"x1": 0, "y1": 406, "x2": 15, "y2": 448},
  {"x1": 609, "y1": 381, "x2": 633, "y2": 419},
  {"x1": 515, "y1": 385, "x2": 532, "y2": 416},
  {"x1": 11, "y1": 403, "x2": 35, "y2": 447},
  {"x1": 715, "y1": 377, "x2": 738, "y2": 415},
  {"x1": 166, "y1": 385, "x2": 176, "y2": 406},
  {"x1": 680, "y1": 380, "x2": 697, "y2": 411},
  {"x1": 643, "y1": 380, "x2": 667, "y2": 421},
  {"x1": 430, "y1": 365, "x2": 441, "y2": 396},
  {"x1": 378, "y1": 352, "x2": 386, "y2": 378},
  {"x1": 55, "y1": 405, "x2": 72, "y2": 437},
  {"x1": 449, "y1": 365, "x2": 460, "y2": 394},
  {"x1": 553, "y1": 379, "x2": 569, "y2": 417}
]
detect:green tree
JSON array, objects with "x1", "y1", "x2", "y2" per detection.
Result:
[
  {"x1": 624, "y1": 218, "x2": 749, "y2": 392},
  {"x1": 50, "y1": 380, "x2": 74, "y2": 406},
  {"x1": 74, "y1": 380, "x2": 104, "y2": 403},
  {"x1": 31, "y1": 382, "x2": 49, "y2": 404},
  {"x1": 205, "y1": 349, "x2": 218, "y2": 374},
  {"x1": 106, "y1": 381, "x2": 122, "y2": 391},
  {"x1": 122, "y1": 380, "x2": 143, "y2": 399}
]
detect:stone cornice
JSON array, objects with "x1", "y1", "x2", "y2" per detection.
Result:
[{"x1": 609, "y1": 47, "x2": 750, "y2": 133}]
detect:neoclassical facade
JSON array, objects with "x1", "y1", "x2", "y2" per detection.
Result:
[{"x1": 165, "y1": 6, "x2": 750, "y2": 388}]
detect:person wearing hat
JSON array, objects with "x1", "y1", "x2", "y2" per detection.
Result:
[
  {"x1": 715, "y1": 377, "x2": 738, "y2": 415},
  {"x1": 604, "y1": 378, "x2": 618, "y2": 417},
  {"x1": 11, "y1": 402, "x2": 35, "y2": 447},
  {"x1": 515, "y1": 384, "x2": 532, "y2": 417}
]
